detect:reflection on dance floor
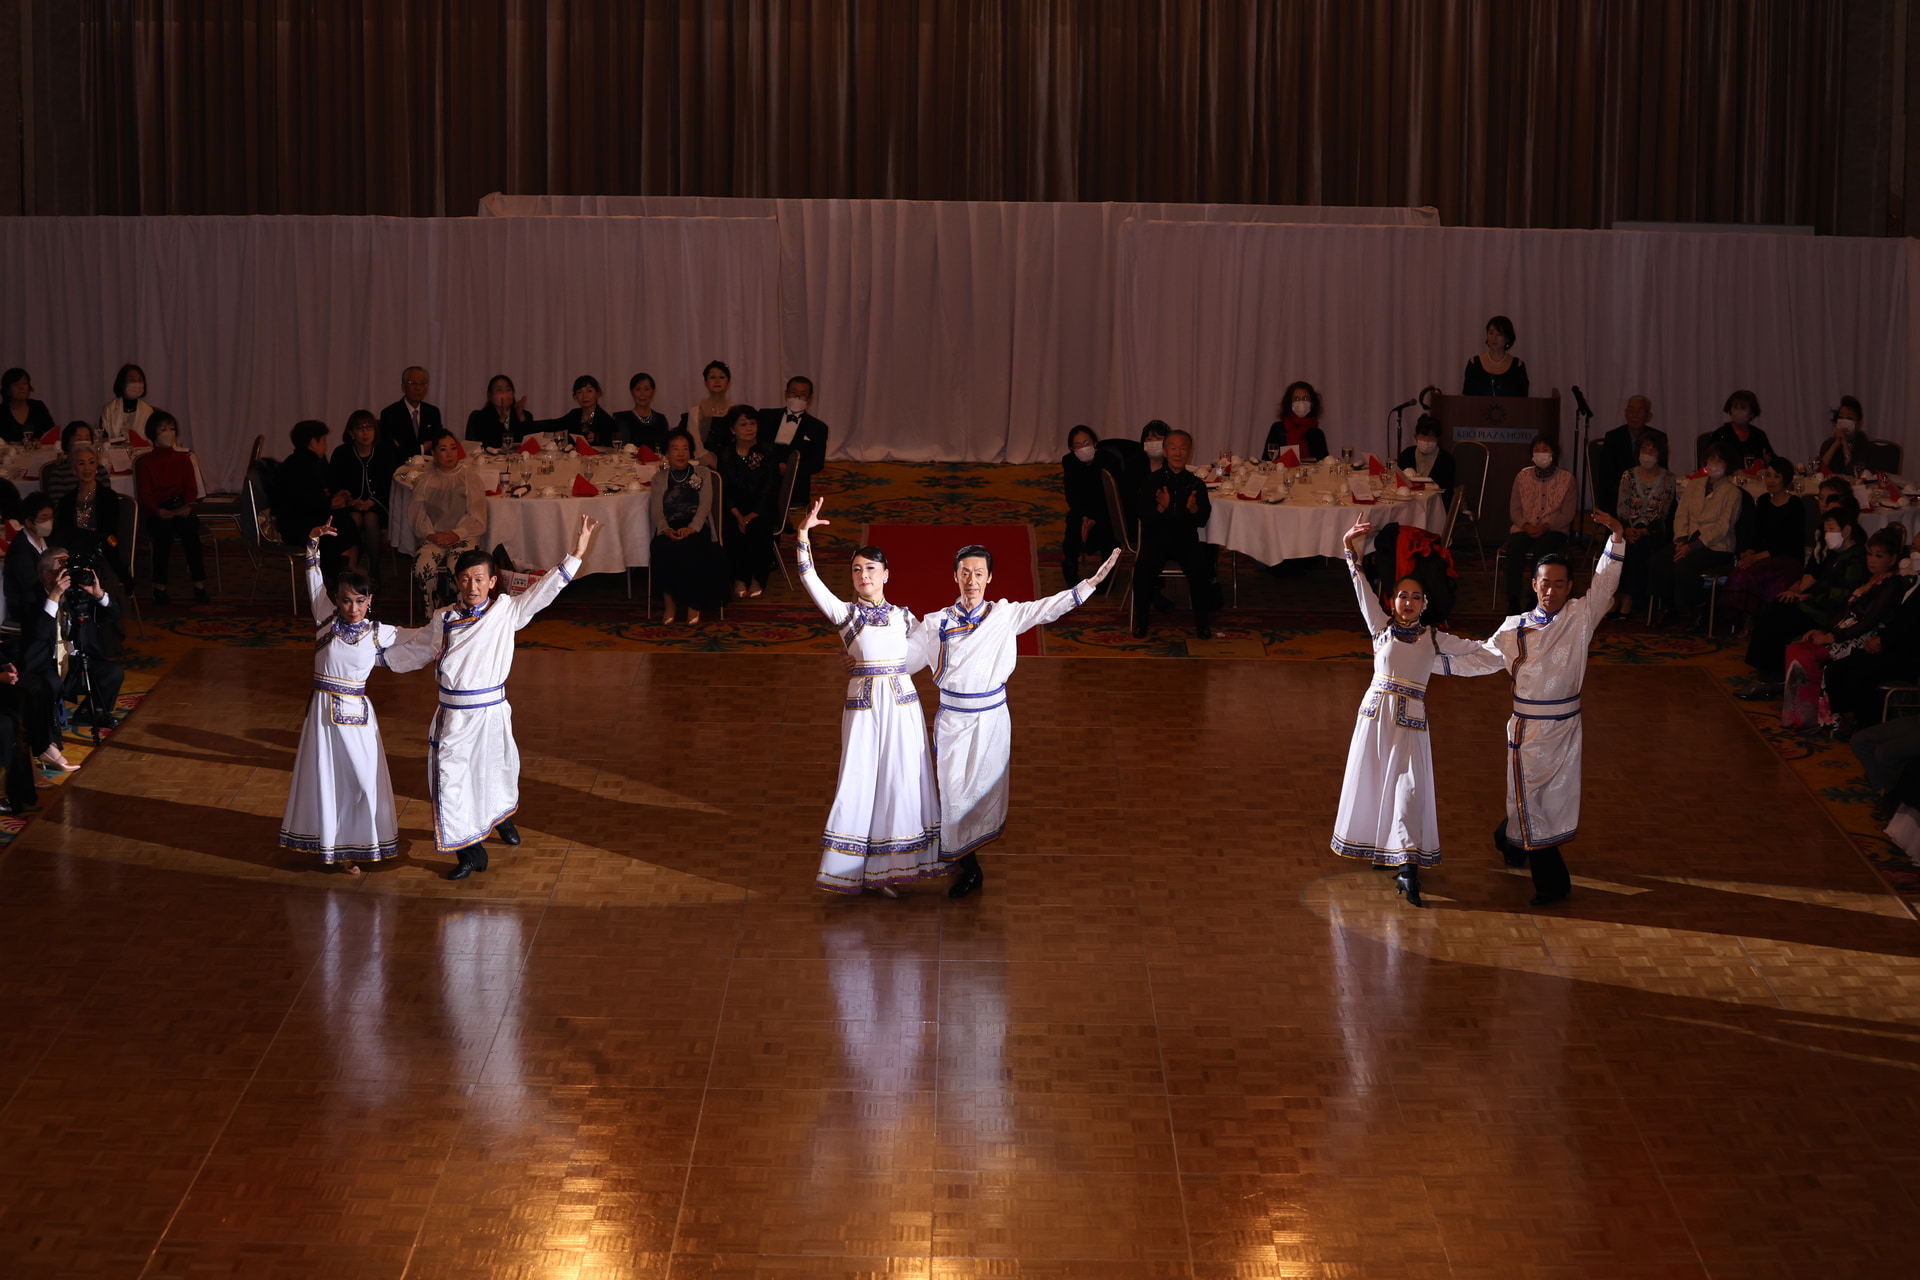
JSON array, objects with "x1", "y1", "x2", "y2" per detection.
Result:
[{"x1": 0, "y1": 649, "x2": 1914, "y2": 1277}]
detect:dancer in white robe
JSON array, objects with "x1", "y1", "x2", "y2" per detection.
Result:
[
  {"x1": 1329, "y1": 520, "x2": 1504, "y2": 905},
  {"x1": 907, "y1": 542, "x2": 1119, "y2": 897},
  {"x1": 277, "y1": 522, "x2": 427, "y2": 874},
  {"x1": 795, "y1": 500, "x2": 943, "y2": 896},
  {"x1": 396, "y1": 514, "x2": 598, "y2": 879},
  {"x1": 1476, "y1": 510, "x2": 1626, "y2": 905}
]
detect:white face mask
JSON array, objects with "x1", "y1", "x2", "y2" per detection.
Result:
[
  {"x1": 1415, "y1": 440, "x2": 1439, "y2": 457},
  {"x1": 1531, "y1": 453, "x2": 1553, "y2": 469},
  {"x1": 1705, "y1": 463, "x2": 1726, "y2": 479},
  {"x1": 1639, "y1": 452, "x2": 1659, "y2": 469},
  {"x1": 1290, "y1": 399, "x2": 1312, "y2": 418},
  {"x1": 1072, "y1": 444, "x2": 1096, "y2": 463},
  {"x1": 784, "y1": 397, "x2": 808, "y2": 416},
  {"x1": 1143, "y1": 439, "x2": 1165, "y2": 458},
  {"x1": 1730, "y1": 407, "x2": 1751, "y2": 425},
  {"x1": 1824, "y1": 531, "x2": 1845, "y2": 550},
  {"x1": 123, "y1": 382, "x2": 145, "y2": 400}
]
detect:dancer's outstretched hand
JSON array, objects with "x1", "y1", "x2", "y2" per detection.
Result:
[
  {"x1": 1591, "y1": 510, "x2": 1624, "y2": 539},
  {"x1": 798, "y1": 497, "x2": 829, "y2": 537},
  {"x1": 309, "y1": 519, "x2": 336, "y2": 542},
  {"x1": 1088, "y1": 548, "x2": 1122, "y2": 586},
  {"x1": 572, "y1": 514, "x2": 603, "y2": 558},
  {"x1": 1344, "y1": 519, "x2": 1373, "y2": 551}
]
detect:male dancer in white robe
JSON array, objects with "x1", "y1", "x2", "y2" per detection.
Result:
[
  {"x1": 1478, "y1": 509, "x2": 1624, "y2": 905},
  {"x1": 394, "y1": 513, "x2": 598, "y2": 880},
  {"x1": 908, "y1": 543, "x2": 1119, "y2": 897}
]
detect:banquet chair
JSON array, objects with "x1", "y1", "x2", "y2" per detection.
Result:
[
  {"x1": 1099, "y1": 468, "x2": 1193, "y2": 614},
  {"x1": 193, "y1": 434, "x2": 263, "y2": 593},
  {"x1": 1865, "y1": 440, "x2": 1905, "y2": 475},
  {"x1": 767, "y1": 456, "x2": 802, "y2": 590},
  {"x1": 241, "y1": 469, "x2": 307, "y2": 615},
  {"x1": 1880, "y1": 682, "x2": 1920, "y2": 722},
  {"x1": 1448, "y1": 442, "x2": 1491, "y2": 557}
]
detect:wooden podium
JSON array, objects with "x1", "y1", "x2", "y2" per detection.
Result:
[{"x1": 1433, "y1": 392, "x2": 1562, "y2": 538}]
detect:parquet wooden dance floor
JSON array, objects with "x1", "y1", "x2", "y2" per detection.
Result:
[{"x1": 2, "y1": 649, "x2": 1917, "y2": 1279}]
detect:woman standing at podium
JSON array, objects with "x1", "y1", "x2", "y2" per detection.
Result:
[{"x1": 1461, "y1": 315, "x2": 1530, "y2": 397}]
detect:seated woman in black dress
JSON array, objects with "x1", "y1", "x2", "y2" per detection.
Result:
[
  {"x1": 0, "y1": 368, "x2": 56, "y2": 445},
  {"x1": 1817, "y1": 396, "x2": 1867, "y2": 476},
  {"x1": 649, "y1": 428, "x2": 729, "y2": 624},
  {"x1": 553, "y1": 375, "x2": 614, "y2": 446},
  {"x1": 1263, "y1": 381, "x2": 1329, "y2": 461},
  {"x1": 1060, "y1": 424, "x2": 1117, "y2": 588},
  {"x1": 1461, "y1": 315, "x2": 1529, "y2": 396},
  {"x1": 52, "y1": 445, "x2": 132, "y2": 591},
  {"x1": 614, "y1": 372, "x2": 670, "y2": 452},
  {"x1": 328, "y1": 409, "x2": 401, "y2": 585},
  {"x1": 1722, "y1": 457, "x2": 1807, "y2": 619},
  {"x1": 465, "y1": 374, "x2": 532, "y2": 449},
  {"x1": 1395, "y1": 414, "x2": 1455, "y2": 505},
  {"x1": 1706, "y1": 390, "x2": 1774, "y2": 470},
  {"x1": 714, "y1": 405, "x2": 778, "y2": 598},
  {"x1": 1742, "y1": 510, "x2": 1869, "y2": 693}
]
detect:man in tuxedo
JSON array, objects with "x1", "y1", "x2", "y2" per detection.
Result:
[
  {"x1": 378, "y1": 366, "x2": 443, "y2": 459},
  {"x1": 756, "y1": 376, "x2": 831, "y2": 510},
  {"x1": 15, "y1": 547, "x2": 125, "y2": 770}
]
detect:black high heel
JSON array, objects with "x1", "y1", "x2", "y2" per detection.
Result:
[{"x1": 1394, "y1": 866, "x2": 1424, "y2": 908}]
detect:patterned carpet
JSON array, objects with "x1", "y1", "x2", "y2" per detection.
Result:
[{"x1": 11, "y1": 460, "x2": 1916, "y2": 907}]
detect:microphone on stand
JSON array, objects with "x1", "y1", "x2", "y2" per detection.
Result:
[
  {"x1": 1571, "y1": 385, "x2": 1593, "y2": 418},
  {"x1": 1388, "y1": 396, "x2": 1421, "y2": 414}
]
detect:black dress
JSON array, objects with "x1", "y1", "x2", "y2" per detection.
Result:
[
  {"x1": 650, "y1": 466, "x2": 728, "y2": 611},
  {"x1": 553, "y1": 406, "x2": 616, "y2": 447},
  {"x1": 1, "y1": 398, "x2": 57, "y2": 445},
  {"x1": 464, "y1": 406, "x2": 531, "y2": 450},
  {"x1": 716, "y1": 444, "x2": 780, "y2": 587},
  {"x1": 328, "y1": 442, "x2": 402, "y2": 525},
  {"x1": 613, "y1": 410, "x2": 670, "y2": 453},
  {"x1": 1461, "y1": 356, "x2": 1529, "y2": 397},
  {"x1": 1060, "y1": 450, "x2": 1117, "y2": 584},
  {"x1": 1395, "y1": 445, "x2": 1457, "y2": 507},
  {"x1": 1262, "y1": 417, "x2": 1330, "y2": 462},
  {"x1": 1705, "y1": 422, "x2": 1774, "y2": 469}
]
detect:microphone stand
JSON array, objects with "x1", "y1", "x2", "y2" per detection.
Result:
[
  {"x1": 1389, "y1": 402, "x2": 1410, "y2": 466},
  {"x1": 1572, "y1": 398, "x2": 1595, "y2": 539}
]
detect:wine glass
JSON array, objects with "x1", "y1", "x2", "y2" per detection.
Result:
[{"x1": 1340, "y1": 446, "x2": 1355, "y2": 468}]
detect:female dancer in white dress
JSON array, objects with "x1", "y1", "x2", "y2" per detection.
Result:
[
  {"x1": 1331, "y1": 519, "x2": 1503, "y2": 905},
  {"x1": 795, "y1": 499, "x2": 943, "y2": 896},
  {"x1": 277, "y1": 520, "x2": 425, "y2": 875}
]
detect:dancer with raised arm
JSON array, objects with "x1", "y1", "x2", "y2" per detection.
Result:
[
  {"x1": 277, "y1": 521, "x2": 427, "y2": 875},
  {"x1": 910, "y1": 543, "x2": 1120, "y2": 898},
  {"x1": 1480, "y1": 509, "x2": 1627, "y2": 906},
  {"x1": 795, "y1": 499, "x2": 943, "y2": 896},
  {"x1": 1330, "y1": 520, "x2": 1504, "y2": 906},
  {"x1": 398, "y1": 513, "x2": 599, "y2": 880}
]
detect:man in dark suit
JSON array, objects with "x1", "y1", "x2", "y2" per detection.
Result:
[
  {"x1": 15, "y1": 545, "x2": 126, "y2": 767},
  {"x1": 756, "y1": 376, "x2": 831, "y2": 510},
  {"x1": 1593, "y1": 394, "x2": 1654, "y2": 519},
  {"x1": 378, "y1": 366, "x2": 443, "y2": 459},
  {"x1": 4, "y1": 493, "x2": 56, "y2": 624},
  {"x1": 1133, "y1": 429, "x2": 1219, "y2": 640}
]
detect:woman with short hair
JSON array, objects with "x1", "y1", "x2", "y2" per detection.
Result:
[
  {"x1": 553, "y1": 374, "x2": 613, "y2": 445},
  {"x1": 1818, "y1": 396, "x2": 1867, "y2": 475},
  {"x1": 648, "y1": 428, "x2": 728, "y2": 623},
  {"x1": 715, "y1": 404, "x2": 778, "y2": 598},
  {"x1": 1706, "y1": 390, "x2": 1774, "y2": 469},
  {"x1": 37, "y1": 421, "x2": 95, "y2": 507},
  {"x1": 134, "y1": 410, "x2": 210, "y2": 605},
  {"x1": 1780, "y1": 526, "x2": 1907, "y2": 732},
  {"x1": 1462, "y1": 315, "x2": 1529, "y2": 396},
  {"x1": 329, "y1": 409, "x2": 400, "y2": 589},
  {"x1": 1, "y1": 368, "x2": 56, "y2": 445},
  {"x1": 1723, "y1": 456, "x2": 1807, "y2": 619},
  {"x1": 408, "y1": 430, "x2": 488, "y2": 611}
]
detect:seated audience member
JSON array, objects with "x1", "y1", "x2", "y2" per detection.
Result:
[
  {"x1": 1823, "y1": 563, "x2": 1920, "y2": 738},
  {"x1": 554, "y1": 375, "x2": 613, "y2": 445},
  {"x1": 133, "y1": 411, "x2": 209, "y2": 606},
  {"x1": 1722, "y1": 457, "x2": 1806, "y2": 619},
  {"x1": 466, "y1": 374, "x2": 533, "y2": 449},
  {"x1": 1462, "y1": 315, "x2": 1529, "y2": 396},
  {"x1": 1818, "y1": 396, "x2": 1867, "y2": 475},
  {"x1": 613, "y1": 372, "x2": 670, "y2": 453},
  {"x1": 1594, "y1": 395, "x2": 1655, "y2": 519},
  {"x1": 5, "y1": 494, "x2": 56, "y2": 621},
  {"x1": 1396, "y1": 414, "x2": 1455, "y2": 506},
  {"x1": 38, "y1": 421, "x2": 96, "y2": 507},
  {"x1": 1648, "y1": 442, "x2": 1744, "y2": 629},
  {"x1": 1743, "y1": 510, "x2": 1869, "y2": 692},
  {"x1": 53, "y1": 445, "x2": 132, "y2": 591},
  {"x1": 649, "y1": 428, "x2": 729, "y2": 624},
  {"x1": 755, "y1": 375, "x2": 830, "y2": 510},
  {"x1": 1779, "y1": 527, "x2": 1907, "y2": 733},
  {"x1": 1501, "y1": 435, "x2": 1575, "y2": 614},
  {"x1": 1132, "y1": 429, "x2": 1219, "y2": 640},
  {"x1": 99, "y1": 363, "x2": 154, "y2": 444},
  {"x1": 1852, "y1": 684, "x2": 1920, "y2": 820},
  {"x1": 715, "y1": 405, "x2": 778, "y2": 598},
  {"x1": 1612, "y1": 427, "x2": 1675, "y2": 618},
  {"x1": 1, "y1": 368, "x2": 56, "y2": 445},
  {"x1": 1706, "y1": 389, "x2": 1773, "y2": 469},
  {"x1": 1061, "y1": 425, "x2": 1117, "y2": 589},
  {"x1": 328, "y1": 409, "x2": 400, "y2": 589},
  {"x1": 0, "y1": 654, "x2": 38, "y2": 814},
  {"x1": 273, "y1": 420, "x2": 358, "y2": 573},
  {"x1": 408, "y1": 430, "x2": 487, "y2": 610},
  {"x1": 378, "y1": 366, "x2": 442, "y2": 458},
  {"x1": 1264, "y1": 381, "x2": 1329, "y2": 462},
  {"x1": 683, "y1": 360, "x2": 737, "y2": 461},
  {"x1": 16, "y1": 545, "x2": 126, "y2": 768},
  {"x1": 0, "y1": 473, "x2": 19, "y2": 524}
]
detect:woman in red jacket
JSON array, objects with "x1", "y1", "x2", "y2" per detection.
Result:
[{"x1": 133, "y1": 411, "x2": 210, "y2": 605}]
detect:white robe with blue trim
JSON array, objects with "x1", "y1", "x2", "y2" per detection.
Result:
[
  {"x1": 907, "y1": 581, "x2": 1096, "y2": 858},
  {"x1": 387, "y1": 555, "x2": 582, "y2": 853},
  {"x1": 1480, "y1": 535, "x2": 1623, "y2": 849}
]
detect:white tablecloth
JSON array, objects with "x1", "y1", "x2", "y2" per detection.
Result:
[
  {"x1": 1204, "y1": 485, "x2": 1446, "y2": 563},
  {"x1": 3, "y1": 445, "x2": 151, "y2": 499},
  {"x1": 389, "y1": 452, "x2": 654, "y2": 576}
]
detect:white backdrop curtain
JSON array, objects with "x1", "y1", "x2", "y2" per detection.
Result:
[{"x1": 1, "y1": 202, "x2": 1914, "y2": 490}]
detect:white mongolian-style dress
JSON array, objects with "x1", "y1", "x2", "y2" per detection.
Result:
[
  {"x1": 278, "y1": 541, "x2": 421, "y2": 863},
  {"x1": 1331, "y1": 551, "x2": 1504, "y2": 866},
  {"x1": 797, "y1": 543, "x2": 943, "y2": 894}
]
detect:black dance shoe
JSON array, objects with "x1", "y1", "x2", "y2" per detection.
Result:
[
  {"x1": 1492, "y1": 820, "x2": 1526, "y2": 868},
  {"x1": 494, "y1": 820, "x2": 521, "y2": 846},
  {"x1": 1194, "y1": 618, "x2": 1213, "y2": 640},
  {"x1": 1528, "y1": 889, "x2": 1569, "y2": 907},
  {"x1": 1393, "y1": 866, "x2": 1424, "y2": 908},
  {"x1": 471, "y1": 843, "x2": 490, "y2": 872},
  {"x1": 947, "y1": 854, "x2": 984, "y2": 900},
  {"x1": 446, "y1": 849, "x2": 475, "y2": 881}
]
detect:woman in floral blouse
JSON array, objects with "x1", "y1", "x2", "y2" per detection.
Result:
[{"x1": 1612, "y1": 426, "x2": 1677, "y2": 618}]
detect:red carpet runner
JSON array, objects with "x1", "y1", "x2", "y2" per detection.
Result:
[{"x1": 860, "y1": 524, "x2": 1045, "y2": 655}]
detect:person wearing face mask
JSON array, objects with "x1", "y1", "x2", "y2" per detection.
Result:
[
  {"x1": 98, "y1": 364, "x2": 153, "y2": 445},
  {"x1": 1778, "y1": 527, "x2": 1908, "y2": 734},
  {"x1": 1461, "y1": 315, "x2": 1529, "y2": 397},
  {"x1": 1501, "y1": 435, "x2": 1577, "y2": 614},
  {"x1": 755, "y1": 375, "x2": 831, "y2": 510},
  {"x1": 132, "y1": 410, "x2": 210, "y2": 606},
  {"x1": 612, "y1": 372, "x2": 669, "y2": 454},
  {"x1": 1647, "y1": 443, "x2": 1744, "y2": 629},
  {"x1": 1131, "y1": 429, "x2": 1220, "y2": 639},
  {"x1": 1395, "y1": 415, "x2": 1455, "y2": 506},
  {"x1": 1741, "y1": 511, "x2": 1870, "y2": 695},
  {"x1": 277, "y1": 520, "x2": 432, "y2": 876},
  {"x1": 465, "y1": 374, "x2": 533, "y2": 450},
  {"x1": 1263, "y1": 381, "x2": 1329, "y2": 462},
  {"x1": 1723, "y1": 457, "x2": 1808, "y2": 621},
  {"x1": 1059, "y1": 425, "x2": 1117, "y2": 588},
  {"x1": 1706, "y1": 390, "x2": 1774, "y2": 470},
  {"x1": 1818, "y1": 396, "x2": 1867, "y2": 476},
  {"x1": 1594, "y1": 395, "x2": 1655, "y2": 519},
  {"x1": 1610, "y1": 427, "x2": 1676, "y2": 618},
  {"x1": 1331, "y1": 519, "x2": 1506, "y2": 907},
  {"x1": 4, "y1": 494, "x2": 57, "y2": 623}
]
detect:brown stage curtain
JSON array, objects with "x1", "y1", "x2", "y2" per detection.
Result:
[{"x1": 5, "y1": 0, "x2": 1911, "y2": 233}]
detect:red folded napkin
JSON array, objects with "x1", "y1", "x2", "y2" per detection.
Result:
[
  {"x1": 570, "y1": 473, "x2": 599, "y2": 497},
  {"x1": 1366, "y1": 453, "x2": 1386, "y2": 476},
  {"x1": 38, "y1": 425, "x2": 59, "y2": 445},
  {"x1": 572, "y1": 436, "x2": 598, "y2": 455},
  {"x1": 1741, "y1": 458, "x2": 1763, "y2": 476},
  {"x1": 1277, "y1": 446, "x2": 1300, "y2": 468},
  {"x1": 517, "y1": 437, "x2": 542, "y2": 454},
  {"x1": 1685, "y1": 466, "x2": 1708, "y2": 479},
  {"x1": 1888, "y1": 483, "x2": 1904, "y2": 501},
  {"x1": 637, "y1": 445, "x2": 659, "y2": 463},
  {"x1": 127, "y1": 429, "x2": 150, "y2": 447}
]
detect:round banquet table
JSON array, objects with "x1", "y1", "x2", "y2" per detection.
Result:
[
  {"x1": 389, "y1": 454, "x2": 654, "y2": 577},
  {"x1": 4, "y1": 445, "x2": 152, "y2": 500},
  {"x1": 1203, "y1": 484, "x2": 1447, "y2": 564}
]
